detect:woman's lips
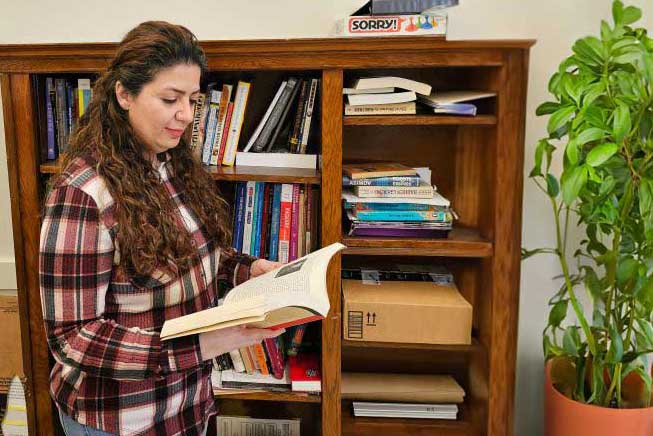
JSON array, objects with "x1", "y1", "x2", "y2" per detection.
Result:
[{"x1": 166, "y1": 128, "x2": 185, "y2": 138}]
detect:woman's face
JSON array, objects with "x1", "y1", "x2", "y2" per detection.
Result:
[{"x1": 115, "y1": 63, "x2": 201, "y2": 160}]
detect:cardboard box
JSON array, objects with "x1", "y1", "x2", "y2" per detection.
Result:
[
  {"x1": 0, "y1": 296, "x2": 24, "y2": 390},
  {"x1": 342, "y1": 279, "x2": 472, "y2": 344},
  {"x1": 334, "y1": 14, "x2": 447, "y2": 38}
]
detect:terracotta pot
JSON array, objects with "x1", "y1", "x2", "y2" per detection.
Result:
[{"x1": 545, "y1": 362, "x2": 653, "y2": 436}]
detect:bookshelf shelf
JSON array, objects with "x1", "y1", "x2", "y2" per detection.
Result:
[
  {"x1": 214, "y1": 389, "x2": 321, "y2": 403},
  {"x1": 342, "y1": 228, "x2": 493, "y2": 258},
  {"x1": 203, "y1": 165, "x2": 321, "y2": 184},
  {"x1": 342, "y1": 338, "x2": 481, "y2": 353},
  {"x1": 40, "y1": 159, "x2": 321, "y2": 184},
  {"x1": 343, "y1": 114, "x2": 497, "y2": 126}
]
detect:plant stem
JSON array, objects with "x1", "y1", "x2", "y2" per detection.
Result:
[{"x1": 604, "y1": 362, "x2": 622, "y2": 407}]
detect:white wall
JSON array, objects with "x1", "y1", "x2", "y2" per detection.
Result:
[{"x1": 0, "y1": 1, "x2": 650, "y2": 434}]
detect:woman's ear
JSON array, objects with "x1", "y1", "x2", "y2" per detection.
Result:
[{"x1": 115, "y1": 81, "x2": 131, "y2": 111}]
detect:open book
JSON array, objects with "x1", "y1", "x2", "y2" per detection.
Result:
[{"x1": 161, "y1": 243, "x2": 346, "y2": 341}]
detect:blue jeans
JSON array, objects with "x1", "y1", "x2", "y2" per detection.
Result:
[
  {"x1": 59, "y1": 411, "x2": 115, "y2": 436},
  {"x1": 58, "y1": 410, "x2": 209, "y2": 436}
]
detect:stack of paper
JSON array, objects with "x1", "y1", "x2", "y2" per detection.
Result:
[
  {"x1": 1, "y1": 376, "x2": 28, "y2": 436},
  {"x1": 353, "y1": 402, "x2": 458, "y2": 419}
]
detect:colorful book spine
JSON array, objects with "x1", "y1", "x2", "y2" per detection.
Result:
[
  {"x1": 77, "y1": 78, "x2": 92, "y2": 118},
  {"x1": 252, "y1": 182, "x2": 265, "y2": 257},
  {"x1": 241, "y1": 181, "x2": 256, "y2": 254},
  {"x1": 250, "y1": 182, "x2": 262, "y2": 256},
  {"x1": 353, "y1": 210, "x2": 451, "y2": 222},
  {"x1": 253, "y1": 343, "x2": 270, "y2": 376},
  {"x1": 210, "y1": 84, "x2": 232, "y2": 166},
  {"x1": 297, "y1": 186, "x2": 306, "y2": 258},
  {"x1": 232, "y1": 183, "x2": 247, "y2": 252},
  {"x1": 216, "y1": 101, "x2": 234, "y2": 166},
  {"x1": 347, "y1": 202, "x2": 433, "y2": 211},
  {"x1": 45, "y1": 78, "x2": 57, "y2": 160},
  {"x1": 305, "y1": 187, "x2": 312, "y2": 255},
  {"x1": 269, "y1": 184, "x2": 282, "y2": 262},
  {"x1": 354, "y1": 184, "x2": 434, "y2": 198},
  {"x1": 201, "y1": 89, "x2": 221, "y2": 165},
  {"x1": 263, "y1": 337, "x2": 285, "y2": 380},
  {"x1": 342, "y1": 174, "x2": 421, "y2": 187},
  {"x1": 260, "y1": 184, "x2": 273, "y2": 259},
  {"x1": 287, "y1": 324, "x2": 307, "y2": 356},
  {"x1": 223, "y1": 81, "x2": 251, "y2": 164},
  {"x1": 289, "y1": 184, "x2": 301, "y2": 262},
  {"x1": 277, "y1": 184, "x2": 293, "y2": 263}
]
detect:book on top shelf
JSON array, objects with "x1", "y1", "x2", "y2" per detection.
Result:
[
  {"x1": 343, "y1": 86, "x2": 394, "y2": 95},
  {"x1": 344, "y1": 101, "x2": 416, "y2": 116},
  {"x1": 347, "y1": 90, "x2": 416, "y2": 106},
  {"x1": 354, "y1": 76, "x2": 432, "y2": 96},
  {"x1": 160, "y1": 243, "x2": 345, "y2": 341},
  {"x1": 343, "y1": 162, "x2": 417, "y2": 179}
]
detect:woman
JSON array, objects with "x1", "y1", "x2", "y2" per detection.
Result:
[{"x1": 39, "y1": 21, "x2": 282, "y2": 436}]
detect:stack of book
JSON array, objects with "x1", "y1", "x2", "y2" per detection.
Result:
[
  {"x1": 342, "y1": 163, "x2": 453, "y2": 238},
  {"x1": 39, "y1": 77, "x2": 93, "y2": 160},
  {"x1": 231, "y1": 182, "x2": 319, "y2": 262},
  {"x1": 417, "y1": 90, "x2": 497, "y2": 116},
  {"x1": 343, "y1": 76, "x2": 431, "y2": 115},
  {"x1": 342, "y1": 372, "x2": 465, "y2": 421},
  {"x1": 236, "y1": 77, "x2": 320, "y2": 169}
]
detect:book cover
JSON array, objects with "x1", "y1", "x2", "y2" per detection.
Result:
[
  {"x1": 289, "y1": 184, "x2": 301, "y2": 262},
  {"x1": 253, "y1": 182, "x2": 266, "y2": 257},
  {"x1": 241, "y1": 181, "x2": 256, "y2": 254},
  {"x1": 217, "y1": 102, "x2": 234, "y2": 165},
  {"x1": 210, "y1": 84, "x2": 233, "y2": 165},
  {"x1": 299, "y1": 78, "x2": 319, "y2": 154},
  {"x1": 259, "y1": 183, "x2": 273, "y2": 259},
  {"x1": 345, "y1": 101, "x2": 416, "y2": 115},
  {"x1": 250, "y1": 182, "x2": 262, "y2": 257},
  {"x1": 201, "y1": 89, "x2": 221, "y2": 165},
  {"x1": 289, "y1": 352, "x2": 321, "y2": 392},
  {"x1": 232, "y1": 182, "x2": 247, "y2": 252},
  {"x1": 288, "y1": 79, "x2": 308, "y2": 153},
  {"x1": 277, "y1": 184, "x2": 293, "y2": 263},
  {"x1": 342, "y1": 174, "x2": 421, "y2": 187},
  {"x1": 269, "y1": 184, "x2": 282, "y2": 262},
  {"x1": 343, "y1": 162, "x2": 417, "y2": 179}
]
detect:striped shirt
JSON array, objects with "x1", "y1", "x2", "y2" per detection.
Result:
[{"x1": 39, "y1": 154, "x2": 254, "y2": 435}]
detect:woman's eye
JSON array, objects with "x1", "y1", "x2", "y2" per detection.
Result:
[{"x1": 162, "y1": 98, "x2": 176, "y2": 104}]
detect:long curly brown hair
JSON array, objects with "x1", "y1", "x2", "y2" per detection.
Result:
[{"x1": 59, "y1": 21, "x2": 231, "y2": 279}]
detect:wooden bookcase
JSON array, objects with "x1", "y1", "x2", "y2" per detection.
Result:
[{"x1": 0, "y1": 37, "x2": 533, "y2": 436}]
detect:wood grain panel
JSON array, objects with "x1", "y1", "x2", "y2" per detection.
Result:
[{"x1": 320, "y1": 69, "x2": 343, "y2": 436}]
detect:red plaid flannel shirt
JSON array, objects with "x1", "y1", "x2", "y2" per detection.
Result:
[{"x1": 39, "y1": 155, "x2": 255, "y2": 435}]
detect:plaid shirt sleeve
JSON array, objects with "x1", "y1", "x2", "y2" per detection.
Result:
[
  {"x1": 217, "y1": 246, "x2": 257, "y2": 289},
  {"x1": 39, "y1": 184, "x2": 203, "y2": 381}
]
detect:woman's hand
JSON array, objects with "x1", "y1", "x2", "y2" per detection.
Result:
[
  {"x1": 198, "y1": 326, "x2": 284, "y2": 360},
  {"x1": 250, "y1": 259, "x2": 283, "y2": 278}
]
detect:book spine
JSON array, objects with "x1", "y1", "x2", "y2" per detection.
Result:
[
  {"x1": 250, "y1": 182, "x2": 262, "y2": 257},
  {"x1": 243, "y1": 81, "x2": 285, "y2": 153},
  {"x1": 269, "y1": 184, "x2": 282, "y2": 262},
  {"x1": 232, "y1": 183, "x2": 247, "y2": 252},
  {"x1": 242, "y1": 181, "x2": 256, "y2": 254},
  {"x1": 354, "y1": 202, "x2": 433, "y2": 211},
  {"x1": 222, "y1": 81, "x2": 251, "y2": 165},
  {"x1": 266, "y1": 79, "x2": 301, "y2": 152},
  {"x1": 344, "y1": 102, "x2": 415, "y2": 115},
  {"x1": 311, "y1": 187, "x2": 320, "y2": 252},
  {"x1": 259, "y1": 183, "x2": 272, "y2": 259},
  {"x1": 288, "y1": 80, "x2": 308, "y2": 153},
  {"x1": 189, "y1": 92, "x2": 206, "y2": 153},
  {"x1": 66, "y1": 82, "x2": 74, "y2": 142},
  {"x1": 252, "y1": 78, "x2": 298, "y2": 152},
  {"x1": 342, "y1": 175, "x2": 421, "y2": 187},
  {"x1": 277, "y1": 184, "x2": 293, "y2": 263},
  {"x1": 202, "y1": 90, "x2": 221, "y2": 164},
  {"x1": 210, "y1": 85, "x2": 233, "y2": 165},
  {"x1": 354, "y1": 210, "x2": 450, "y2": 222},
  {"x1": 263, "y1": 337, "x2": 285, "y2": 379},
  {"x1": 253, "y1": 343, "x2": 270, "y2": 376},
  {"x1": 217, "y1": 102, "x2": 234, "y2": 166},
  {"x1": 299, "y1": 78, "x2": 318, "y2": 154},
  {"x1": 297, "y1": 185, "x2": 306, "y2": 258},
  {"x1": 287, "y1": 324, "x2": 307, "y2": 356},
  {"x1": 196, "y1": 83, "x2": 216, "y2": 153},
  {"x1": 239, "y1": 347, "x2": 254, "y2": 374},
  {"x1": 289, "y1": 184, "x2": 300, "y2": 262},
  {"x1": 45, "y1": 78, "x2": 57, "y2": 160},
  {"x1": 305, "y1": 186, "x2": 312, "y2": 255},
  {"x1": 229, "y1": 349, "x2": 246, "y2": 373},
  {"x1": 354, "y1": 185, "x2": 434, "y2": 198},
  {"x1": 253, "y1": 182, "x2": 265, "y2": 257}
]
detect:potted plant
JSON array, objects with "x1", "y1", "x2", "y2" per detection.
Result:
[{"x1": 525, "y1": 1, "x2": 653, "y2": 434}]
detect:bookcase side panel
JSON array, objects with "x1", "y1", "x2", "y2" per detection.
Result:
[
  {"x1": 320, "y1": 68, "x2": 343, "y2": 436},
  {"x1": 5, "y1": 73, "x2": 55, "y2": 435},
  {"x1": 486, "y1": 49, "x2": 530, "y2": 436}
]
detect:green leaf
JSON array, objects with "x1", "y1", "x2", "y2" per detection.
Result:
[
  {"x1": 601, "y1": 20, "x2": 613, "y2": 41},
  {"x1": 613, "y1": 104, "x2": 631, "y2": 144},
  {"x1": 546, "y1": 173, "x2": 560, "y2": 197},
  {"x1": 587, "y1": 143, "x2": 619, "y2": 167},
  {"x1": 642, "y1": 53, "x2": 653, "y2": 84},
  {"x1": 548, "y1": 106, "x2": 576, "y2": 135},
  {"x1": 536, "y1": 101, "x2": 560, "y2": 116},
  {"x1": 577, "y1": 127, "x2": 605, "y2": 145},
  {"x1": 636, "y1": 319, "x2": 653, "y2": 349},
  {"x1": 549, "y1": 300, "x2": 568, "y2": 328},
  {"x1": 607, "y1": 322, "x2": 624, "y2": 363},
  {"x1": 613, "y1": 50, "x2": 641, "y2": 65},
  {"x1": 563, "y1": 327, "x2": 580, "y2": 357},
  {"x1": 573, "y1": 38, "x2": 603, "y2": 67},
  {"x1": 639, "y1": 179, "x2": 653, "y2": 239},
  {"x1": 616, "y1": 256, "x2": 638, "y2": 287},
  {"x1": 622, "y1": 6, "x2": 642, "y2": 25},
  {"x1": 613, "y1": 0, "x2": 624, "y2": 26},
  {"x1": 566, "y1": 139, "x2": 580, "y2": 165},
  {"x1": 582, "y1": 81, "x2": 606, "y2": 106},
  {"x1": 562, "y1": 165, "x2": 588, "y2": 205}
]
